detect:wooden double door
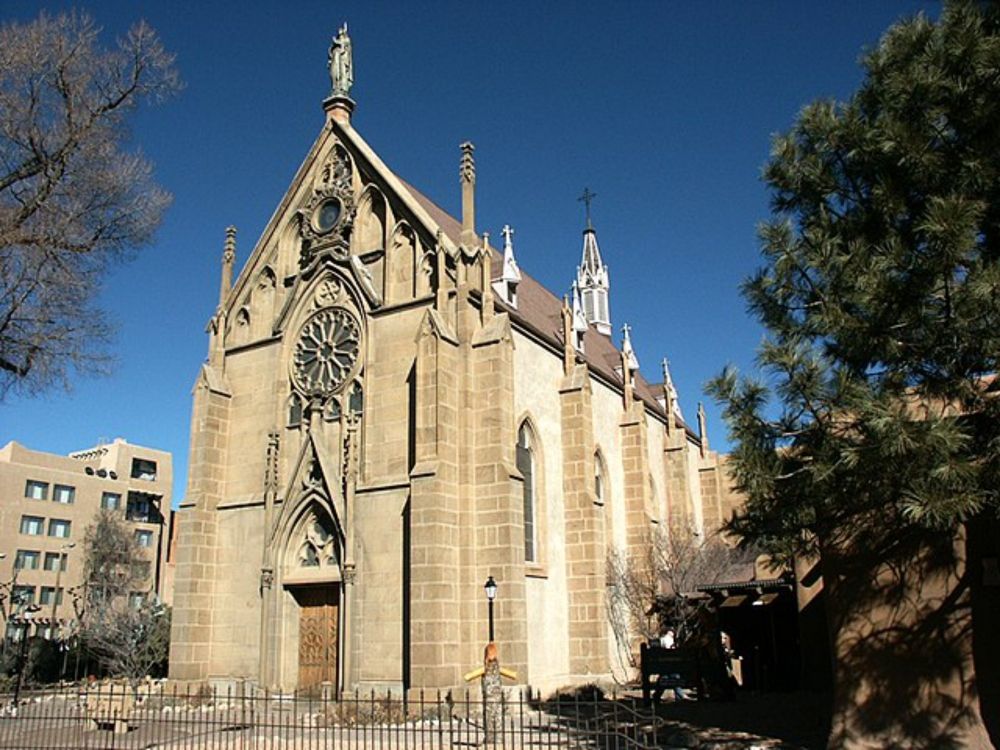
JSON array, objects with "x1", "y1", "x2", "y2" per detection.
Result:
[{"x1": 294, "y1": 585, "x2": 340, "y2": 692}]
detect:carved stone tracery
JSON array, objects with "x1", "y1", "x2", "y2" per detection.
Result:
[
  {"x1": 298, "y1": 513, "x2": 339, "y2": 569},
  {"x1": 291, "y1": 307, "x2": 361, "y2": 397},
  {"x1": 299, "y1": 148, "x2": 356, "y2": 267}
]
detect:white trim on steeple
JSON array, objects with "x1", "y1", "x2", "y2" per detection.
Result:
[
  {"x1": 576, "y1": 224, "x2": 611, "y2": 336},
  {"x1": 492, "y1": 224, "x2": 522, "y2": 308}
]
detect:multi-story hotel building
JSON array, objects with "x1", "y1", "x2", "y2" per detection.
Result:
[{"x1": 0, "y1": 438, "x2": 173, "y2": 638}]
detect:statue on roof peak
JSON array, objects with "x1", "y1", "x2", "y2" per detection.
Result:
[{"x1": 328, "y1": 23, "x2": 353, "y2": 98}]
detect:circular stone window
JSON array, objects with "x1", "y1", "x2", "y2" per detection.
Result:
[
  {"x1": 312, "y1": 198, "x2": 342, "y2": 234},
  {"x1": 292, "y1": 308, "x2": 361, "y2": 395}
]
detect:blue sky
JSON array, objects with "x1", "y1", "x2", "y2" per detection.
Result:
[{"x1": 2, "y1": 1, "x2": 936, "y2": 506}]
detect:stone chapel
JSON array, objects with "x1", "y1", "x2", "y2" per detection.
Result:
[{"x1": 168, "y1": 28, "x2": 741, "y2": 696}]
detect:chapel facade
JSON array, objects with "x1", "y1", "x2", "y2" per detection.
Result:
[{"x1": 168, "y1": 28, "x2": 741, "y2": 695}]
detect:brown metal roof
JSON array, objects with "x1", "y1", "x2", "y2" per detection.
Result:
[{"x1": 398, "y1": 178, "x2": 695, "y2": 436}]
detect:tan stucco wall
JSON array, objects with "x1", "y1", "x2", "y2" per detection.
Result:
[
  {"x1": 0, "y1": 439, "x2": 173, "y2": 628},
  {"x1": 512, "y1": 329, "x2": 570, "y2": 690}
]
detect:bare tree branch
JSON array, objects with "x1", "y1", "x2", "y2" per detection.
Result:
[{"x1": 0, "y1": 11, "x2": 179, "y2": 397}]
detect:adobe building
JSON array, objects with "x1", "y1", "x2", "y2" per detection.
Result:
[
  {"x1": 168, "y1": 26, "x2": 741, "y2": 695},
  {"x1": 0, "y1": 438, "x2": 173, "y2": 637}
]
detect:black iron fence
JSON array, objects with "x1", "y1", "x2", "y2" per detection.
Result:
[{"x1": 0, "y1": 683, "x2": 671, "y2": 750}]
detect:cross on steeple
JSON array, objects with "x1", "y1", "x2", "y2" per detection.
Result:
[
  {"x1": 501, "y1": 224, "x2": 514, "y2": 247},
  {"x1": 578, "y1": 187, "x2": 597, "y2": 229}
]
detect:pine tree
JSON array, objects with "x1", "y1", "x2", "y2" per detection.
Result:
[
  {"x1": 709, "y1": 0, "x2": 1000, "y2": 561},
  {"x1": 708, "y1": 3, "x2": 1000, "y2": 745}
]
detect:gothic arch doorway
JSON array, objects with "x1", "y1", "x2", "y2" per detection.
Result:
[{"x1": 279, "y1": 504, "x2": 344, "y2": 694}]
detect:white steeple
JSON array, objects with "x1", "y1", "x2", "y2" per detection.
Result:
[
  {"x1": 492, "y1": 224, "x2": 522, "y2": 308},
  {"x1": 575, "y1": 188, "x2": 611, "y2": 336},
  {"x1": 621, "y1": 323, "x2": 639, "y2": 372}
]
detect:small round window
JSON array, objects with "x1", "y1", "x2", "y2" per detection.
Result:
[{"x1": 313, "y1": 198, "x2": 342, "y2": 234}]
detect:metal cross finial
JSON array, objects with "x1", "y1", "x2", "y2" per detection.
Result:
[
  {"x1": 501, "y1": 224, "x2": 514, "y2": 247},
  {"x1": 578, "y1": 188, "x2": 597, "y2": 229}
]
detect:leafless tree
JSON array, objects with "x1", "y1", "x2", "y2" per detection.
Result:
[
  {"x1": 0, "y1": 11, "x2": 180, "y2": 397},
  {"x1": 75, "y1": 511, "x2": 169, "y2": 681},
  {"x1": 606, "y1": 528, "x2": 754, "y2": 668},
  {"x1": 82, "y1": 597, "x2": 170, "y2": 684}
]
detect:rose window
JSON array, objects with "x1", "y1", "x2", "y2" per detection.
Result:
[{"x1": 292, "y1": 308, "x2": 361, "y2": 395}]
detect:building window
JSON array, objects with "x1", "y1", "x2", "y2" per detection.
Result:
[
  {"x1": 24, "y1": 480, "x2": 48, "y2": 500},
  {"x1": 12, "y1": 585, "x2": 35, "y2": 606},
  {"x1": 101, "y1": 492, "x2": 122, "y2": 511},
  {"x1": 288, "y1": 393, "x2": 303, "y2": 427},
  {"x1": 516, "y1": 423, "x2": 537, "y2": 563},
  {"x1": 43, "y1": 552, "x2": 68, "y2": 572},
  {"x1": 594, "y1": 453, "x2": 606, "y2": 506},
  {"x1": 130, "y1": 458, "x2": 157, "y2": 481},
  {"x1": 14, "y1": 550, "x2": 40, "y2": 570},
  {"x1": 349, "y1": 382, "x2": 364, "y2": 416},
  {"x1": 126, "y1": 492, "x2": 160, "y2": 523},
  {"x1": 48, "y1": 519, "x2": 72, "y2": 539},
  {"x1": 39, "y1": 587, "x2": 63, "y2": 606},
  {"x1": 53, "y1": 484, "x2": 75, "y2": 504},
  {"x1": 135, "y1": 530, "x2": 153, "y2": 548},
  {"x1": 19, "y1": 516, "x2": 44, "y2": 536}
]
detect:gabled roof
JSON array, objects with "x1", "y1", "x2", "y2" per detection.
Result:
[{"x1": 227, "y1": 112, "x2": 696, "y2": 440}]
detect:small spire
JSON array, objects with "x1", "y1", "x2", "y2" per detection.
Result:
[
  {"x1": 460, "y1": 142, "x2": 476, "y2": 184},
  {"x1": 697, "y1": 402, "x2": 709, "y2": 455},
  {"x1": 621, "y1": 323, "x2": 639, "y2": 372},
  {"x1": 480, "y1": 232, "x2": 494, "y2": 322},
  {"x1": 492, "y1": 223, "x2": 522, "y2": 308},
  {"x1": 571, "y1": 282, "x2": 588, "y2": 332},
  {"x1": 460, "y1": 142, "x2": 476, "y2": 246},
  {"x1": 219, "y1": 226, "x2": 236, "y2": 306},
  {"x1": 434, "y1": 229, "x2": 448, "y2": 312},
  {"x1": 561, "y1": 294, "x2": 574, "y2": 373},
  {"x1": 661, "y1": 358, "x2": 683, "y2": 421},
  {"x1": 571, "y1": 281, "x2": 587, "y2": 353},
  {"x1": 500, "y1": 225, "x2": 522, "y2": 283}
]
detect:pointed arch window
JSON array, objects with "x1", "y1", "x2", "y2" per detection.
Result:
[
  {"x1": 517, "y1": 423, "x2": 537, "y2": 563},
  {"x1": 349, "y1": 381, "x2": 364, "y2": 416},
  {"x1": 288, "y1": 393, "x2": 303, "y2": 428},
  {"x1": 594, "y1": 452, "x2": 607, "y2": 506}
]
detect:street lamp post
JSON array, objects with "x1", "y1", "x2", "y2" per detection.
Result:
[
  {"x1": 484, "y1": 576, "x2": 497, "y2": 643},
  {"x1": 11, "y1": 602, "x2": 40, "y2": 714},
  {"x1": 51, "y1": 543, "x2": 75, "y2": 636}
]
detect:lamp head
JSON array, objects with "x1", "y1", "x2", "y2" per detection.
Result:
[{"x1": 484, "y1": 576, "x2": 498, "y2": 601}]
